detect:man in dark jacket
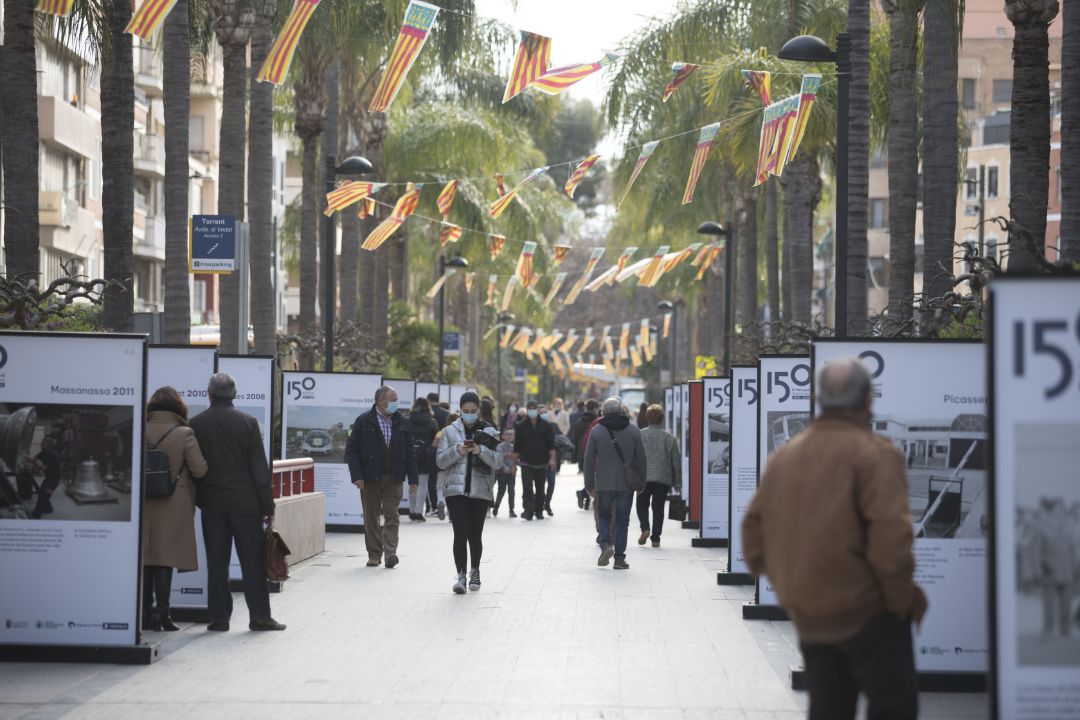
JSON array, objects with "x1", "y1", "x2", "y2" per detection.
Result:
[
  {"x1": 190, "y1": 373, "x2": 284, "y2": 632},
  {"x1": 346, "y1": 386, "x2": 419, "y2": 568},
  {"x1": 569, "y1": 399, "x2": 600, "y2": 508},
  {"x1": 427, "y1": 392, "x2": 450, "y2": 429},
  {"x1": 512, "y1": 400, "x2": 555, "y2": 521}
]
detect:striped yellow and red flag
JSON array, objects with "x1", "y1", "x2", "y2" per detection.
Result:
[
  {"x1": 439, "y1": 222, "x2": 462, "y2": 247},
  {"x1": 638, "y1": 245, "x2": 670, "y2": 288},
  {"x1": 532, "y1": 53, "x2": 618, "y2": 96},
  {"x1": 682, "y1": 122, "x2": 720, "y2": 205},
  {"x1": 369, "y1": 0, "x2": 440, "y2": 112},
  {"x1": 619, "y1": 323, "x2": 631, "y2": 354},
  {"x1": 362, "y1": 185, "x2": 421, "y2": 251},
  {"x1": 500, "y1": 276, "x2": 519, "y2": 312},
  {"x1": 562, "y1": 247, "x2": 605, "y2": 306},
  {"x1": 578, "y1": 328, "x2": 596, "y2": 354},
  {"x1": 617, "y1": 140, "x2": 659, "y2": 210},
  {"x1": 464, "y1": 272, "x2": 475, "y2": 294},
  {"x1": 425, "y1": 269, "x2": 457, "y2": 299},
  {"x1": 639, "y1": 318, "x2": 650, "y2": 349},
  {"x1": 503, "y1": 31, "x2": 552, "y2": 103},
  {"x1": 35, "y1": 0, "x2": 75, "y2": 17},
  {"x1": 256, "y1": 0, "x2": 321, "y2": 85},
  {"x1": 542, "y1": 273, "x2": 567, "y2": 307},
  {"x1": 564, "y1": 154, "x2": 600, "y2": 199},
  {"x1": 500, "y1": 324, "x2": 515, "y2": 348},
  {"x1": 494, "y1": 173, "x2": 507, "y2": 197},
  {"x1": 125, "y1": 0, "x2": 179, "y2": 39},
  {"x1": 742, "y1": 70, "x2": 772, "y2": 105},
  {"x1": 662, "y1": 313, "x2": 671, "y2": 338},
  {"x1": 662, "y1": 62, "x2": 701, "y2": 103},
  {"x1": 489, "y1": 166, "x2": 549, "y2": 219},
  {"x1": 485, "y1": 274, "x2": 499, "y2": 307},
  {"x1": 611, "y1": 246, "x2": 637, "y2": 285},
  {"x1": 558, "y1": 330, "x2": 578, "y2": 354},
  {"x1": 515, "y1": 241, "x2": 537, "y2": 286},
  {"x1": 488, "y1": 234, "x2": 506, "y2": 260},
  {"x1": 786, "y1": 74, "x2": 822, "y2": 164},
  {"x1": 695, "y1": 246, "x2": 722, "y2": 280},
  {"x1": 662, "y1": 244, "x2": 700, "y2": 273},
  {"x1": 436, "y1": 179, "x2": 458, "y2": 219},
  {"x1": 324, "y1": 181, "x2": 385, "y2": 216},
  {"x1": 358, "y1": 197, "x2": 376, "y2": 219},
  {"x1": 552, "y1": 244, "x2": 571, "y2": 265}
]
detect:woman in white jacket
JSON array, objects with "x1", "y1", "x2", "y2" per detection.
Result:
[{"x1": 437, "y1": 392, "x2": 501, "y2": 594}]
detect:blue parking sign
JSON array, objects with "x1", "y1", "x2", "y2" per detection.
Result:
[{"x1": 189, "y1": 215, "x2": 236, "y2": 273}]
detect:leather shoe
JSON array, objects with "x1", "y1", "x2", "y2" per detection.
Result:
[
  {"x1": 249, "y1": 618, "x2": 286, "y2": 631},
  {"x1": 385, "y1": 555, "x2": 400, "y2": 569},
  {"x1": 206, "y1": 622, "x2": 229, "y2": 632}
]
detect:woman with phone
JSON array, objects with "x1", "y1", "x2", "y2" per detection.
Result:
[{"x1": 436, "y1": 392, "x2": 501, "y2": 594}]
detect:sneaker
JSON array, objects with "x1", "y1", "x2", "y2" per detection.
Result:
[
  {"x1": 437, "y1": 501, "x2": 446, "y2": 521},
  {"x1": 415, "y1": 514, "x2": 426, "y2": 523},
  {"x1": 638, "y1": 530, "x2": 650, "y2": 545},
  {"x1": 651, "y1": 539, "x2": 660, "y2": 548},
  {"x1": 598, "y1": 545, "x2": 614, "y2": 567},
  {"x1": 583, "y1": 497, "x2": 591, "y2": 510},
  {"x1": 509, "y1": 509, "x2": 518, "y2": 518},
  {"x1": 492, "y1": 505, "x2": 499, "y2": 517},
  {"x1": 385, "y1": 555, "x2": 400, "y2": 569},
  {"x1": 534, "y1": 511, "x2": 545, "y2": 521},
  {"x1": 576, "y1": 489, "x2": 585, "y2": 509},
  {"x1": 545, "y1": 504, "x2": 553, "y2": 517},
  {"x1": 523, "y1": 513, "x2": 533, "y2": 521},
  {"x1": 452, "y1": 572, "x2": 467, "y2": 595},
  {"x1": 249, "y1": 618, "x2": 286, "y2": 631},
  {"x1": 468, "y1": 568, "x2": 481, "y2": 592},
  {"x1": 613, "y1": 557, "x2": 630, "y2": 570}
]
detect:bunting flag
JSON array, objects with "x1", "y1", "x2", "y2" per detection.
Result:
[
  {"x1": 579, "y1": 328, "x2": 596, "y2": 354},
  {"x1": 630, "y1": 347, "x2": 643, "y2": 369},
  {"x1": 643, "y1": 338, "x2": 655, "y2": 362},
  {"x1": 503, "y1": 31, "x2": 552, "y2": 102},
  {"x1": 436, "y1": 179, "x2": 458, "y2": 219},
  {"x1": 488, "y1": 234, "x2": 506, "y2": 260},
  {"x1": 586, "y1": 246, "x2": 634, "y2": 291},
  {"x1": 691, "y1": 243, "x2": 715, "y2": 267},
  {"x1": 532, "y1": 53, "x2": 618, "y2": 95},
  {"x1": 552, "y1": 244, "x2": 572, "y2": 265},
  {"x1": 639, "y1": 318, "x2": 651, "y2": 349},
  {"x1": 501, "y1": 276, "x2": 518, "y2": 312},
  {"x1": 694, "y1": 246, "x2": 722, "y2": 280},
  {"x1": 369, "y1": 0, "x2": 440, "y2": 113},
  {"x1": 489, "y1": 166, "x2": 549, "y2": 219},
  {"x1": 662, "y1": 243, "x2": 701, "y2": 274},
  {"x1": 526, "y1": 273, "x2": 541, "y2": 290},
  {"x1": 515, "y1": 242, "x2": 537, "y2": 286},
  {"x1": 617, "y1": 141, "x2": 659, "y2": 210},
  {"x1": 357, "y1": 197, "x2": 376, "y2": 219},
  {"x1": 638, "y1": 246, "x2": 670, "y2": 288},
  {"x1": 125, "y1": 0, "x2": 179, "y2": 38},
  {"x1": 786, "y1": 74, "x2": 822, "y2": 163},
  {"x1": 464, "y1": 272, "x2": 475, "y2": 294},
  {"x1": 512, "y1": 328, "x2": 532, "y2": 353},
  {"x1": 439, "y1": 222, "x2": 462, "y2": 247},
  {"x1": 558, "y1": 330, "x2": 578, "y2": 354},
  {"x1": 494, "y1": 173, "x2": 507, "y2": 197},
  {"x1": 485, "y1": 274, "x2": 499, "y2": 307},
  {"x1": 500, "y1": 324, "x2": 515, "y2": 348},
  {"x1": 771, "y1": 94, "x2": 802, "y2": 178},
  {"x1": 662, "y1": 313, "x2": 672, "y2": 338},
  {"x1": 619, "y1": 323, "x2": 631, "y2": 354},
  {"x1": 425, "y1": 269, "x2": 457, "y2": 298},
  {"x1": 564, "y1": 155, "x2": 600, "y2": 199},
  {"x1": 551, "y1": 353, "x2": 565, "y2": 372},
  {"x1": 543, "y1": 272, "x2": 568, "y2": 307},
  {"x1": 612, "y1": 247, "x2": 638, "y2": 284},
  {"x1": 362, "y1": 185, "x2": 421, "y2": 250},
  {"x1": 682, "y1": 122, "x2": 720, "y2": 205},
  {"x1": 662, "y1": 62, "x2": 701, "y2": 102},
  {"x1": 324, "y1": 181, "x2": 385, "y2": 216},
  {"x1": 563, "y1": 247, "x2": 606, "y2": 305},
  {"x1": 257, "y1": 0, "x2": 321, "y2": 85},
  {"x1": 755, "y1": 98, "x2": 787, "y2": 185},
  {"x1": 34, "y1": 0, "x2": 75, "y2": 17},
  {"x1": 742, "y1": 69, "x2": 772, "y2": 105}
]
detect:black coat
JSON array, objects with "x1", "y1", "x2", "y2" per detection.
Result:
[
  {"x1": 408, "y1": 410, "x2": 439, "y2": 474},
  {"x1": 431, "y1": 405, "x2": 450, "y2": 429},
  {"x1": 568, "y1": 411, "x2": 598, "y2": 457},
  {"x1": 345, "y1": 407, "x2": 420, "y2": 485},
  {"x1": 190, "y1": 400, "x2": 274, "y2": 516}
]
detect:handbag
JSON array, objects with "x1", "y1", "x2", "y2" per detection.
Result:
[
  {"x1": 668, "y1": 494, "x2": 687, "y2": 521},
  {"x1": 264, "y1": 528, "x2": 291, "y2": 582},
  {"x1": 602, "y1": 426, "x2": 646, "y2": 492},
  {"x1": 145, "y1": 425, "x2": 184, "y2": 499}
]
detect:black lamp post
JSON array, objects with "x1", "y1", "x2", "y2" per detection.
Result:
[
  {"x1": 495, "y1": 311, "x2": 515, "y2": 418},
  {"x1": 779, "y1": 33, "x2": 849, "y2": 337},
  {"x1": 657, "y1": 300, "x2": 678, "y2": 384},
  {"x1": 697, "y1": 221, "x2": 731, "y2": 373},
  {"x1": 437, "y1": 255, "x2": 469, "y2": 384},
  {"x1": 323, "y1": 155, "x2": 374, "y2": 370}
]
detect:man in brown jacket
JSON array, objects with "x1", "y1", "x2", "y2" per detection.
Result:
[{"x1": 743, "y1": 358, "x2": 927, "y2": 720}]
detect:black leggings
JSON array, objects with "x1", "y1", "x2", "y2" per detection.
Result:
[{"x1": 446, "y1": 495, "x2": 488, "y2": 571}]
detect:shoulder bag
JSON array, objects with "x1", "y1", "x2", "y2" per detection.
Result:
[{"x1": 602, "y1": 426, "x2": 646, "y2": 492}]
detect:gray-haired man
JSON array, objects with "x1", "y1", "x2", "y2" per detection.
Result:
[{"x1": 190, "y1": 373, "x2": 284, "y2": 632}]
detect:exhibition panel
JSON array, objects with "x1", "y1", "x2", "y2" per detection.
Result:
[
  {"x1": 664, "y1": 387, "x2": 674, "y2": 433},
  {"x1": 719, "y1": 366, "x2": 757, "y2": 585},
  {"x1": 687, "y1": 381, "x2": 703, "y2": 527},
  {"x1": 698, "y1": 377, "x2": 730, "y2": 543}
]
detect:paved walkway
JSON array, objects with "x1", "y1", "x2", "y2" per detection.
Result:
[{"x1": 2, "y1": 467, "x2": 988, "y2": 719}]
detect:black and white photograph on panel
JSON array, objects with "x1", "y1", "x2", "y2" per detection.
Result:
[
  {"x1": 707, "y1": 412, "x2": 730, "y2": 474},
  {"x1": 764, "y1": 411, "x2": 810, "y2": 454}
]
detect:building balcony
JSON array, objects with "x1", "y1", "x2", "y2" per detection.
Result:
[
  {"x1": 134, "y1": 216, "x2": 166, "y2": 261},
  {"x1": 134, "y1": 132, "x2": 165, "y2": 180},
  {"x1": 38, "y1": 95, "x2": 98, "y2": 159},
  {"x1": 39, "y1": 195, "x2": 97, "y2": 257},
  {"x1": 134, "y1": 46, "x2": 163, "y2": 98}
]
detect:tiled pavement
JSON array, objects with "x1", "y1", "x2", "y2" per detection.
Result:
[{"x1": 1, "y1": 467, "x2": 989, "y2": 719}]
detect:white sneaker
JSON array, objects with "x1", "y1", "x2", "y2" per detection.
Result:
[
  {"x1": 452, "y1": 572, "x2": 467, "y2": 595},
  {"x1": 468, "y1": 568, "x2": 481, "y2": 592}
]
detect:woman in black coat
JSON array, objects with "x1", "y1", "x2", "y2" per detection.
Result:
[{"x1": 408, "y1": 398, "x2": 439, "y2": 522}]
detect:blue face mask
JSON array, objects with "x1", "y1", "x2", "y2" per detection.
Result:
[
  {"x1": 527, "y1": 409, "x2": 539, "y2": 419},
  {"x1": 386, "y1": 402, "x2": 398, "y2": 414},
  {"x1": 461, "y1": 412, "x2": 479, "y2": 425},
  {"x1": 540, "y1": 412, "x2": 551, "y2": 421}
]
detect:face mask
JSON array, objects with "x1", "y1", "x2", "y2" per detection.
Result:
[
  {"x1": 386, "y1": 402, "x2": 398, "y2": 414},
  {"x1": 508, "y1": 406, "x2": 518, "y2": 415},
  {"x1": 461, "y1": 412, "x2": 479, "y2": 425},
  {"x1": 540, "y1": 412, "x2": 551, "y2": 421},
  {"x1": 527, "y1": 409, "x2": 539, "y2": 419}
]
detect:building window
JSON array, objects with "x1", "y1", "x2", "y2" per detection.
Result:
[
  {"x1": 965, "y1": 168, "x2": 978, "y2": 199},
  {"x1": 869, "y1": 198, "x2": 886, "y2": 229},
  {"x1": 189, "y1": 116, "x2": 205, "y2": 152},
  {"x1": 992, "y1": 79, "x2": 1012, "y2": 103},
  {"x1": 987, "y1": 165, "x2": 999, "y2": 198},
  {"x1": 983, "y1": 111, "x2": 1011, "y2": 145},
  {"x1": 962, "y1": 79, "x2": 976, "y2": 109}
]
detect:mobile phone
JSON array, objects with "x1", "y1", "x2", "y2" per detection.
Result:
[{"x1": 463, "y1": 439, "x2": 476, "y2": 448}]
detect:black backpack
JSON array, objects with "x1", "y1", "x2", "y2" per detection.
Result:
[{"x1": 145, "y1": 426, "x2": 182, "y2": 499}]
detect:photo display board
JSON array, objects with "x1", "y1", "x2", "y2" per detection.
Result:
[
  {"x1": 755, "y1": 356, "x2": 811, "y2": 610},
  {"x1": 416, "y1": 382, "x2": 440, "y2": 407},
  {"x1": 680, "y1": 384, "x2": 691, "y2": 502},
  {"x1": 701, "y1": 377, "x2": 731, "y2": 540},
  {"x1": 0, "y1": 333, "x2": 146, "y2": 648},
  {"x1": 727, "y1": 366, "x2": 758, "y2": 576},
  {"x1": 281, "y1": 372, "x2": 381, "y2": 529},
  {"x1": 989, "y1": 277, "x2": 1080, "y2": 718},
  {"x1": 813, "y1": 340, "x2": 988, "y2": 674},
  {"x1": 664, "y1": 387, "x2": 674, "y2": 433},
  {"x1": 688, "y1": 382, "x2": 703, "y2": 524},
  {"x1": 147, "y1": 346, "x2": 217, "y2": 610}
]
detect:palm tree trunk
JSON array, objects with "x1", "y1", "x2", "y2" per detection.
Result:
[
  {"x1": 922, "y1": 0, "x2": 959, "y2": 302},
  {"x1": 1006, "y1": 1, "x2": 1059, "y2": 271},
  {"x1": 782, "y1": 153, "x2": 821, "y2": 325},
  {"x1": 216, "y1": 42, "x2": 248, "y2": 353},
  {"x1": 359, "y1": 217, "x2": 377, "y2": 342},
  {"x1": 845, "y1": 0, "x2": 871, "y2": 333},
  {"x1": 737, "y1": 188, "x2": 759, "y2": 327},
  {"x1": 101, "y1": 0, "x2": 135, "y2": 332},
  {"x1": 389, "y1": 234, "x2": 405, "y2": 302},
  {"x1": 339, "y1": 210, "x2": 360, "y2": 323},
  {"x1": 886, "y1": 0, "x2": 922, "y2": 319},
  {"x1": 1, "y1": 0, "x2": 40, "y2": 279},
  {"x1": 372, "y1": 244, "x2": 390, "y2": 350},
  {"x1": 163, "y1": 0, "x2": 191, "y2": 343},
  {"x1": 299, "y1": 132, "x2": 319, "y2": 331},
  {"x1": 248, "y1": 1, "x2": 275, "y2": 355},
  {"x1": 706, "y1": 263, "x2": 723, "y2": 358},
  {"x1": 319, "y1": 59, "x2": 339, "y2": 322},
  {"x1": 1063, "y1": 0, "x2": 1080, "y2": 262},
  {"x1": 765, "y1": 179, "x2": 780, "y2": 321}
]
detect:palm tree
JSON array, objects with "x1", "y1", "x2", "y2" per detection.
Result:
[
  {"x1": 736, "y1": 187, "x2": 759, "y2": 326},
  {"x1": 1005, "y1": 0, "x2": 1060, "y2": 271},
  {"x1": 883, "y1": 0, "x2": 924, "y2": 319},
  {"x1": 845, "y1": 0, "x2": 871, "y2": 334},
  {"x1": 101, "y1": 0, "x2": 135, "y2": 332},
  {"x1": 1064, "y1": 0, "x2": 1079, "y2": 262},
  {"x1": 207, "y1": 0, "x2": 255, "y2": 352},
  {"x1": 922, "y1": 0, "x2": 959, "y2": 302},
  {"x1": 779, "y1": 153, "x2": 822, "y2": 324},
  {"x1": 292, "y1": 52, "x2": 326, "y2": 336},
  {"x1": 248, "y1": 0, "x2": 275, "y2": 354},
  {"x1": 163, "y1": 0, "x2": 192, "y2": 343},
  {"x1": 1063, "y1": 0, "x2": 1079, "y2": 262},
  {"x1": 1, "y1": 0, "x2": 40, "y2": 279},
  {"x1": 764, "y1": 178, "x2": 780, "y2": 320}
]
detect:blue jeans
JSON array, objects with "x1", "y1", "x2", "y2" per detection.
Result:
[{"x1": 596, "y1": 491, "x2": 633, "y2": 557}]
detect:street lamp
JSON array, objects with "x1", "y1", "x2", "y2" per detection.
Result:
[
  {"x1": 437, "y1": 255, "x2": 469, "y2": 384},
  {"x1": 697, "y1": 221, "x2": 731, "y2": 373},
  {"x1": 658, "y1": 299, "x2": 678, "y2": 384},
  {"x1": 779, "y1": 33, "x2": 850, "y2": 337},
  {"x1": 495, "y1": 311, "x2": 515, "y2": 418},
  {"x1": 323, "y1": 155, "x2": 374, "y2": 370}
]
